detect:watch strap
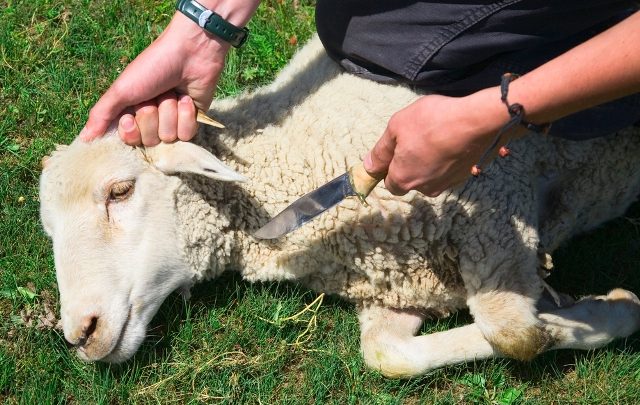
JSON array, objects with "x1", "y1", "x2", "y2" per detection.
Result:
[{"x1": 176, "y1": 0, "x2": 249, "y2": 48}]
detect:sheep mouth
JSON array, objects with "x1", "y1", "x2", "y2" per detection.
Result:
[
  {"x1": 110, "y1": 306, "x2": 132, "y2": 356},
  {"x1": 80, "y1": 305, "x2": 132, "y2": 363}
]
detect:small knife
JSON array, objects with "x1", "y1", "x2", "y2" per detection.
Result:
[{"x1": 253, "y1": 162, "x2": 383, "y2": 239}]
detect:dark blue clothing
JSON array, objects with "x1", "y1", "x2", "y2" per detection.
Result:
[{"x1": 315, "y1": 1, "x2": 640, "y2": 139}]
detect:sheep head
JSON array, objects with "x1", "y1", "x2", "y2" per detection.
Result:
[{"x1": 39, "y1": 131, "x2": 244, "y2": 362}]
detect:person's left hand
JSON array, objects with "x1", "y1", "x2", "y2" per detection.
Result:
[
  {"x1": 363, "y1": 90, "x2": 514, "y2": 197},
  {"x1": 79, "y1": 0, "x2": 261, "y2": 146}
]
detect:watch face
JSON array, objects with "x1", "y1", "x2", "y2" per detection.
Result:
[{"x1": 235, "y1": 28, "x2": 250, "y2": 48}]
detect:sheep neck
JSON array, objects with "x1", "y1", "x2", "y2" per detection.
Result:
[{"x1": 173, "y1": 174, "x2": 243, "y2": 282}]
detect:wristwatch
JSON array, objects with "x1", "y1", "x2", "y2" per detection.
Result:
[{"x1": 176, "y1": 0, "x2": 249, "y2": 48}]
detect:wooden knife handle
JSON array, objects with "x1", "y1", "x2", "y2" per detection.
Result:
[
  {"x1": 196, "y1": 109, "x2": 226, "y2": 128},
  {"x1": 349, "y1": 162, "x2": 384, "y2": 205}
]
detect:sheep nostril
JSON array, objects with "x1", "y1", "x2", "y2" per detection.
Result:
[
  {"x1": 76, "y1": 316, "x2": 99, "y2": 348},
  {"x1": 86, "y1": 316, "x2": 98, "y2": 337}
]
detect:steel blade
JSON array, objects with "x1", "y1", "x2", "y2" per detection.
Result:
[{"x1": 253, "y1": 172, "x2": 355, "y2": 239}]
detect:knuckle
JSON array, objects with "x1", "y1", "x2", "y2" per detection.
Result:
[
  {"x1": 384, "y1": 177, "x2": 407, "y2": 196},
  {"x1": 159, "y1": 131, "x2": 177, "y2": 142},
  {"x1": 159, "y1": 90, "x2": 177, "y2": 100},
  {"x1": 371, "y1": 143, "x2": 388, "y2": 160},
  {"x1": 177, "y1": 127, "x2": 196, "y2": 141},
  {"x1": 136, "y1": 104, "x2": 158, "y2": 116},
  {"x1": 159, "y1": 98, "x2": 178, "y2": 110},
  {"x1": 158, "y1": 92, "x2": 178, "y2": 107},
  {"x1": 110, "y1": 81, "x2": 130, "y2": 102},
  {"x1": 107, "y1": 80, "x2": 135, "y2": 105},
  {"x1": 178, "y1": 102, "x2": 195, "y2": 115},
  {"x1": 142, "y1": 136, "x2": 160, "y2": 147},
  {"x1": 386, "y1": 113, "x2": 403, "y2": 134},
  {"x1": 121, "y1": 132, "x2": 140, "y2": 146},
  {"x1": 87, "y1": 105, "x2": 109, "y2": 125}
]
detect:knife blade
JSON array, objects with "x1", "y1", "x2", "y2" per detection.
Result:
[{"x1": 253, "y1": 162, "x2": 383, "y2": 239}]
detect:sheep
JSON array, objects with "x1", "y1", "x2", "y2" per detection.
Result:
[{"x1": 39, "y1": 35, "x2": 640, "y2": 377}]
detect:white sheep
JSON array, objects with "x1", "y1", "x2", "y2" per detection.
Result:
[{"x1": 39, "y1": 35, "x2": 640, "y2": 377}]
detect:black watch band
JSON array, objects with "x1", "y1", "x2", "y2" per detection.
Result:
[{"x1": 176, "y1": 0, "x2": 249, "y2": 48}]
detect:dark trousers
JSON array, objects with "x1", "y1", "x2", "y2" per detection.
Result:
[{"x1": 316, "y1": 0, "x2": 640, "y2": 140}]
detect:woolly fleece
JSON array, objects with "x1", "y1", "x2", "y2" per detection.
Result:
[{"x1": 170, "y1": 36, "x2": 640, "y2": 316}]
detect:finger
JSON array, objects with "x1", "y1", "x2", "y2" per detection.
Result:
[
  {"x1": 118, "y1": 114, "x2": 141, "y2": 145},
  {"x1": 383, "y1": 162, "x2": 410, "y2": 196},
  {"x1": 157, "y1": 91, "x2": 178, "y2": 143},
  {"x1": 383, "y1": 179, "x2": 407, "y2": 196},
  {"x1": 177, "y1": 95, "x2": 197, "y2": 141},
  {"x1": 134, "y1": 101, "x2": 160, "y2": 146},
  {"x1": 364, "y1": 127, "x2": 396, "y2": 177}
]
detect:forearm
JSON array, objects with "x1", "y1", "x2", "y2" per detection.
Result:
[{"x1": 509, "y1": 11, "x2": 640, "y2": 125}]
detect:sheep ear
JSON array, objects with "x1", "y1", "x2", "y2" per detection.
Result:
[
  {"x1": 145, "y1": 141, "x2": 246, "y2": 182},
  {"x1": 41, "y1": 155, "x2": 51, "y2": 169},
  {"x1": 41, "y1": 144, "x2": 69, "y2": 170}
]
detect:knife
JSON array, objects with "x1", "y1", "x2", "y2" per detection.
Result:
[{"x1": 253, "y1": 162, "x2": 383, "y2": 239}]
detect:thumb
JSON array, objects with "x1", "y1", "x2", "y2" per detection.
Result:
[
  {"x1": 364, "y1": 128, "x2": 396, "y2": 177},
  {"x1": 79, "y1": 89, "x2": 132, "y2": 141}
]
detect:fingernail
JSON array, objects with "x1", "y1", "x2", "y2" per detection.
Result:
[
  {"x1": 179, "y1": 95, "x2": 192, "y2": 105},
  {"x1": 120, "y1": 115, "x2": 136, "y2": 131}
]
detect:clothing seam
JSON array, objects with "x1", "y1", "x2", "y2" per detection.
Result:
[{"x1": 403, "y1": 0, "x2": 524, "y2": 81}]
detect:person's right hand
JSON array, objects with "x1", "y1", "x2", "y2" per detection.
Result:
[
  {"x1": 80, "y1": 1, "x2": 259, "y2": 146},
  {"x1": 363, "y1": 90, "x2": 517, "y2": 197}
]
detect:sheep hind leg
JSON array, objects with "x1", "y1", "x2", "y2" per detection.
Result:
[
  {"x1": 358, "y1": 305, "x2": 498, "y2": 378},
  {"x1": 540, "y1": 288, "x2": 640, "y2": 351},
  {"x1": 467, "y1": 289, "x2": 554, "y2": 362}
]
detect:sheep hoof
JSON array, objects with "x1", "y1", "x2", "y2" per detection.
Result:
[{"x1": 606, "y1": 288, "x2": 640, "y2": 303}]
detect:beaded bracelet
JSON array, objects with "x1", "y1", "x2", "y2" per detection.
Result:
[{"x1": 471, "y1": 73, "x2": 552, "y2": 176}]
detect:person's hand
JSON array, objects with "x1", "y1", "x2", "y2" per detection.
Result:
[
  {"x1": 364, "y1": 89, "x2": 516, "y2": 197},
  {"x1": 79, "y1": 1, "x2": 259, "y2": 146}
]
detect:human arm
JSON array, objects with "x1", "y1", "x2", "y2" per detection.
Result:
[
  {"x1": 364, "y1": 10, "x2": 640, "y2": 197},
  {"x1": 79, "y1": 0, "x2": 260, "y2": 146}
]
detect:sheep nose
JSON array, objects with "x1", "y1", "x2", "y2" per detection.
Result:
[{"x1": 67, "y1": 315, "x2": 99, "y2": 347}]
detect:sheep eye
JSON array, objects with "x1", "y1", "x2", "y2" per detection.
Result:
[{"x1": 108, "y1": 180, "x2": 135, "y2": 202}]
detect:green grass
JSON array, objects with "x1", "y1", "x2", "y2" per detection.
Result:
[{"x1": 1, "y1": 1, "x2": 639, "y2": 403}]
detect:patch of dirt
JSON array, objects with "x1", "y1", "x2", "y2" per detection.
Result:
[{"x1": 18, "y1": 288, "x2": 61, "y2": 331}]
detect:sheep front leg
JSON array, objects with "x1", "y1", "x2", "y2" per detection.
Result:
[
  {"x1": 540, "y1": 288, "x2": 640, "y2": 351},
  {"x1": 359, "y1": 305, "x2": 497, "y2": 378}
]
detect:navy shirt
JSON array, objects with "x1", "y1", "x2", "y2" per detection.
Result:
[{"x1": 316, "y1": 1, "x2": 640, "y2": 139}]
